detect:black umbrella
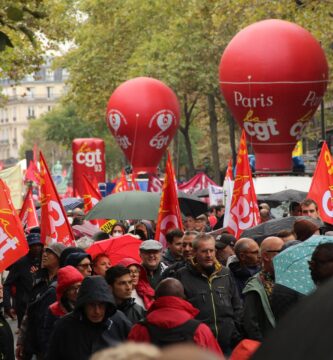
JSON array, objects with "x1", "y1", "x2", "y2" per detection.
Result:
[
  {"x1": 252, "y1": 277, "x2": 333, "y2": 360},
  {"x1": 258, "y1": 189, "x2": 307, "y2": 203},
  {"x1": 37, "y1": 197, "x2": 84, "y2": 216},
  {"x1": 178, "y1": 191, "x2": 208, "y2": 218},
  {"x1": 192, "y1": 188, "x2": 209, "y2": 198},
  {"x1": 241, "y1": 216, "x2": 323, "y2": 243}
]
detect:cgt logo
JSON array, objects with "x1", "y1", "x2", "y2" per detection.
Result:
[
  {"x1": 149, "y1": 110, "x2": 176, "y2": 150},
  {"x1": 76, "y1": 149, "x2": 102, "y2": 170}
]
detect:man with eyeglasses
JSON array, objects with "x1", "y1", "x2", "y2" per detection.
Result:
[
  {"x1": 64, "y1": 252, "x2": 93, "y2": 277},
  {"x1": 243, "y1": 236, "x2": 284, "y2": 341},
  {"x1": 300, "y1": 198, "x2": 320, "y2": 219}
]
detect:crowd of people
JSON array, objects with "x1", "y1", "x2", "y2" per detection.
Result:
[{"x1": 0, "y1": 197, "x2": 332, "y2": 360}]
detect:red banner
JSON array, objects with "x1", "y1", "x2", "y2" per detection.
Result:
[
  {"x1": 226, "y1": 130, "x2": 260, "y2": 238},
  {"x1": 19, "y1": 187, "x2": 39, "y2": 231},
  {"x1": 307, "y1": 142, "x2": 333, "y2": 224},
  {"x1": 40, "y1": 152, "x2": 75, "y2": 246},
  {"x1": 72, "y1": 138, "x2": 106, "y2": 197},
  {"x1": 25, "y1": 160, "x2": 40, "y2": 184},
  {"x1": 0, "y1": 179, "x2": 29, "y2": 271},
  {"x1": 178, "y1": 172, "x2": 218, "y2": 194},
  {"x1": 113, "y1": 170, "x2": 130, "y2": 193},
  {"x1": 147, "y1": 174, "x2": 163, "y2": 192},
  {"x1": 155, "y1": 152, "x2": 183, "y2": 248}
]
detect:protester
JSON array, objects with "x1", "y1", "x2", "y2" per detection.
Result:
[
  {"x1": 105, "y1": 265, "x2": 145, "y2": 323},
  {"x1": 300, "y1": 198, "x2": 320, "y2": 219},
  {"x1": 0, "y1": 282, "x2": 15, "y2": 360},
  {"x1": 92, "y1": 254, "x2": 111, "y2": 276},
  {"x1": 59, "y1": 246, "x2": 85, "y2": 268},
  {"x1": 46, "y1": 276, "x2": 132, "y2": 360},
  {"x1": 183, "y1": 215, "x2": 196, "y2": 231},
  {"x1": 176, "y1": 234, "x2": 242, "y2": 353},
  {"x1": 212, "y1": 205, "x2": 225, "y2": 230},
  {"x1": 276, "y1": 229, "x2": 296, "y2": 243},
  {"x1": 259, "y1": 209, "x2": 271, "y2": 223},
  {"x1": 162, "y1": 231, "x2": 198, "y2": 279},
  {"x1": 64, "y1": 252, "x2": 93, "y2": 277},
  {"x1": 17, "y1": 242, "x2": 66, "y2": 360},
  {"x1": 293, "y1": 218, "x2": 320, "y2": 241},
  {"x1": 243, "y1": 236, "x2": 284, "y2": 341},
  {"x1": 129, "y1": 278, "x2": 223, "y2": 355},
  {"x1": 289, "y1": 201, "x2": 301, "y2": 216},
  {"x1": 41, "y1": 265, "x2": 84, "y2": 352},
  {"x1": 118, "y1": 258, "x2": 155, "y2": 310},
  {"x1": 110, "y1": 222, "x2": 126, "y2": 237},
  {"x1": 215, "y1": 233, "x2": 236, "y2": 266},
  {"x1": 228, "y1": 238, "x2": 260, "y2": 298},
  {"x1": 139, "y1": 240, "x2": 167, "y2": 289},
  {"x1": 194, "y1": 214, "x2": 209, "y2": 232},
  {"x1": 135, "y1": 222, "x2": 151, "y2": 240},
  {"x1": 3, "y1": 232, "x2": 43, "y2": 328},
  {"x1": 93, "y1": 231, "x2": 110, "y2": 242},
  {"x1": 309, "y1": 243, "x2": 333, "y2": 286},
  {"x1": 162, "y1": 228, "x2": 184, "y2": 265}
]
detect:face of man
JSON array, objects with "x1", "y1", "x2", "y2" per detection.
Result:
[
  {"x1": 169, "y1": 237, "x2": 183, "y2": 258},
  {"x1": 184, "y1": 216, "x2": 195, "y2": 231},
  {"x1": 239, "y1": 242, "x2": 260, "y2": 267},
  {"x1": 301, "y1": 203, "x2": 319, "y2": 219},
  {"x1": 77, "y1": 257, "x2": 92, "y2": 277},
  {"x1": 41, "y1": 249, "x2": 59, "y2": 270},
  {"x1": 194, "y1": 218, "x2": 206, "y2": 232},
  {"x1": 309, "y1": 250, "x2": 333, "y2": 285},
  {"x1": 93, "y1": 256, "x2": 111, "y2": 277},
  {"x1": 216, "y1": 245, "x2": 235, "y2": 265},
  {"x1": 85, "y1": 302, "x2": 106, "y2": 323},
  {"x1": 182, "y1": 235, "x2": 194, "y2": 261},
  {"x1": 140, "y1": 250, "x2": 161, "y2": 271},
  {"x1": 111, "y1": 274, "x2": 133, "y2": 302},
  {"x1": 194, "y1": 238, "x2": 216, "y2": 269},
  {"x1": 29, "y1": 244, "x2": 43, "y2": 259}
]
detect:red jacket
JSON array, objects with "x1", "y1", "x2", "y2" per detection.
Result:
[{"x1": 128, "y1": 296, "x2": 223, "y2": 356}]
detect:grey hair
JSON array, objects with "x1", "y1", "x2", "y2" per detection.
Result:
[{"x1": 192, "y1": 233, "x2": 215, "y2": 250}]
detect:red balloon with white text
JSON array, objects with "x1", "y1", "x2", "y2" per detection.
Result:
[
  {"x1": 219, "y1": 19, "x2": 329, "y2": 172},
  {"x1": 106, "y1": 77, "x2": 180, "y2": 174}
]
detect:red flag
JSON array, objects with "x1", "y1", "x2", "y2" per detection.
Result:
[
  {"x1": 307, "y1": 142, "x2": 333, "y2": 224},
  {"x1": 155, "y1": 151, "x2": 183, "y2": 248},
  {"x1": 19, "y1": 188, "x2": 39, "y2": 231},
  {"x1": 226, "y1": 159, "x2": 233, "y2": 181},
  {"x1": 0, "y1": 179, "x2": 29, "y2": 271},
  {"x1": 39, "y1": 152, "x2": 75, "y2": 246},
  {"x1": 226, "y1": 130, "x2": 260, "y2": 238},
  {"x1": 113, "y1": 170, "x2": 130, "y2": 193},
  {"x1": 82, "y1": 175, "x2": 106, "y2": 227},
  {"x1": 25, "y1": 160, "x2": 40, "y2": 184},
  {"x1": 147, "y1": 174, "x2": 163, "y2": 192}
]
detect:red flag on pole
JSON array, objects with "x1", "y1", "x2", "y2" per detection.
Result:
[
  {"x1": 25, "y1": 159, "x2": 40, "y2": 184},
  {"x1": 307, "y1": 141, "x2": 333, "y2": 224},
  {"x1": 147, "y1": 174, "x2": 163, "y2": 192},
  {"x1": 19, "y1": 187, "x2": 39, "y2": 231},
  {"x1": 82, "y1": 174, "x2": 106, "y2": 228},
  {"x1": 0, "y1": 179, "x2": 29, "y2": 271},
  {"x1": 113, "y1": 170, "x2": 130, "y2": 193},
  {"x1": 155, "y1": 151, "x2": 183, "y2": 248},
  {"x1": 39, "y1": 152, "x2": 75, "y2": 246},
  {"x1": 226, "y1": 130, "x2": 260, "y2": 238}
]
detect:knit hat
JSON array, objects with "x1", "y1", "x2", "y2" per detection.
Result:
[
  {"x1": 293, "y1": 219, "x2": 320, "y2": 242},
  {"x1": 45, "y1": 243, "x2": 66, "y2": 258},
  {"x1": 64, "y1": 252, "x2": 92, "y2": 267},
  {"x1": 60, "y1": 247, "x2": 85, "y2": 268},
  {"x1": 26, "y1": 233, "x2": 42, "y2": 246},
  {"x1": 56, "y1": 265, "x2": 84, "y2": 301}
]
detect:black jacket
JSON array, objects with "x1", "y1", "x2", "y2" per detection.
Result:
[
  {"x1": 229, "y1": 261, "x2": 260, "y2": 299},
  {"x1": 46, "y1": 276, "x2": 132, "y2": 360},
  {"x1": 176, "y1": 262, "x2": 243, "y2": 351},
  {"x1": 118, "y1": 298, "x2": 146, "y2": 324},
  {"x1": 0, "y1": 311, "x2": 14, "y2": 360}
]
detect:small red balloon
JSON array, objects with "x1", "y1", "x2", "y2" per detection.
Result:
[
  {"x1": 106, "y1": 77, "x2": 180, "y2": 174},
  {"x1": 219, "y1": 19, "x2": 329, "y2": 172}
]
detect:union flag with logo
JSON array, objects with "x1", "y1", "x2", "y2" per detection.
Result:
[
  {"x1": 19, "y1": 187, "x2": 39, "y2": 231},
  {"x1": 0, "y1": 179, "x2": 29, "y2": 271},
  {"x1": 226, "y1": 130, "x2": 260, "y2": 238},
  {"x1": 40, "y1": 152, "x2": 75, "y2": 246},
  {"x1": 155, "y1": 151, "x2": 183, "y2": 248},
  {"x1": 307, "y1": 141, "x2": 333, "y2": 224}
]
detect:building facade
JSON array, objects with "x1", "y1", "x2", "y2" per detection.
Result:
[{"x1": 0, "y1": 59, "x2": 68, "y2": 165}]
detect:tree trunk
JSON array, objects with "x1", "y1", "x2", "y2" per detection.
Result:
[
  {"x1": 180, "y1": 127, "x2": 195, "y2": 177},
  {"x1": 226, "y1": 108, "x2": 237, "y2": 167},
  {"x1": 172, "y1": 131, "x2": 179, "y2": 178},
  {"x1": 207, "y1": 93, "x2": 221, "y2": 185}
]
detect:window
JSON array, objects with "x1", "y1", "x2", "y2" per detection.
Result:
[
  {"x1": 46, "y1": 69, "x2": 54, "y2": 81},
  {"x1": 13, "y1": 107, "x2": 16, "y2": 121},
  {"x1": 26, "y1": 87, "x2": 35, "y2": 99},
  {"x1": 47, "y1": 86, "x2": 54, "y2": 98},
  {"x1": 27, "y1": 106, "x2": 35, "y2": 119}
]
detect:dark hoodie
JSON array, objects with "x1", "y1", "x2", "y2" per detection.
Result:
[{"x1": 46, "y1": 276, "x2": 132, "y2": 360}]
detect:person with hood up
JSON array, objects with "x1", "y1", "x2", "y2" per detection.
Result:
[
  {"x1": 118, "y1": 257, "x2": 154, "y2": 310},
  {"x1": 46, "y1": 276, "x2": 132, "y2": 360},
  {"x1": 41, "y1": 266, "x2": 84, "y2": 351},
  {"x1": 128, "y1": 278, "x2": 223, "y2": 356}
]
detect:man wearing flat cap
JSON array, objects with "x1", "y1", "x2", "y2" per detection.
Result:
[
  {"x1": 139, "y1": 240, "x2": 167, "y2": 289},
  {"x1": 215, "y1": 233, "x2": 236, "y2": 266}
]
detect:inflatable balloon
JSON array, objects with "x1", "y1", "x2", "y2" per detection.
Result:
[
  {"x1": 219, "y1": 19, "x2": 329, "y2": 172},
  {"x1": 106, "y1": 77, "x2": 180, "y2": 174}
]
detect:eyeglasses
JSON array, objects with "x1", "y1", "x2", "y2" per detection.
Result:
[
  {"x1": 266, "y1": 250, "x2": 282, "y2": 253},
  {"x1": 77, "y1": 263, "x2": 92, "y2": 269}
]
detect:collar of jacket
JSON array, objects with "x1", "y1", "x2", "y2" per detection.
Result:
[{"x1": 190, "y1": 259, "x2": 222, "y2": 279}]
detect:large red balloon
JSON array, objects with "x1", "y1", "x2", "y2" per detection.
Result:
[
  {"x1": 106, "y1": 77, "x2": 180, "y2": 174},
  {"x1": 219, "y1": 19, "x2": 329, "y2": 172}
]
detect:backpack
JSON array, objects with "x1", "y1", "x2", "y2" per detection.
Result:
[{"x1": 139, "y1": 319, "x2": 201, "y2": 347}]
